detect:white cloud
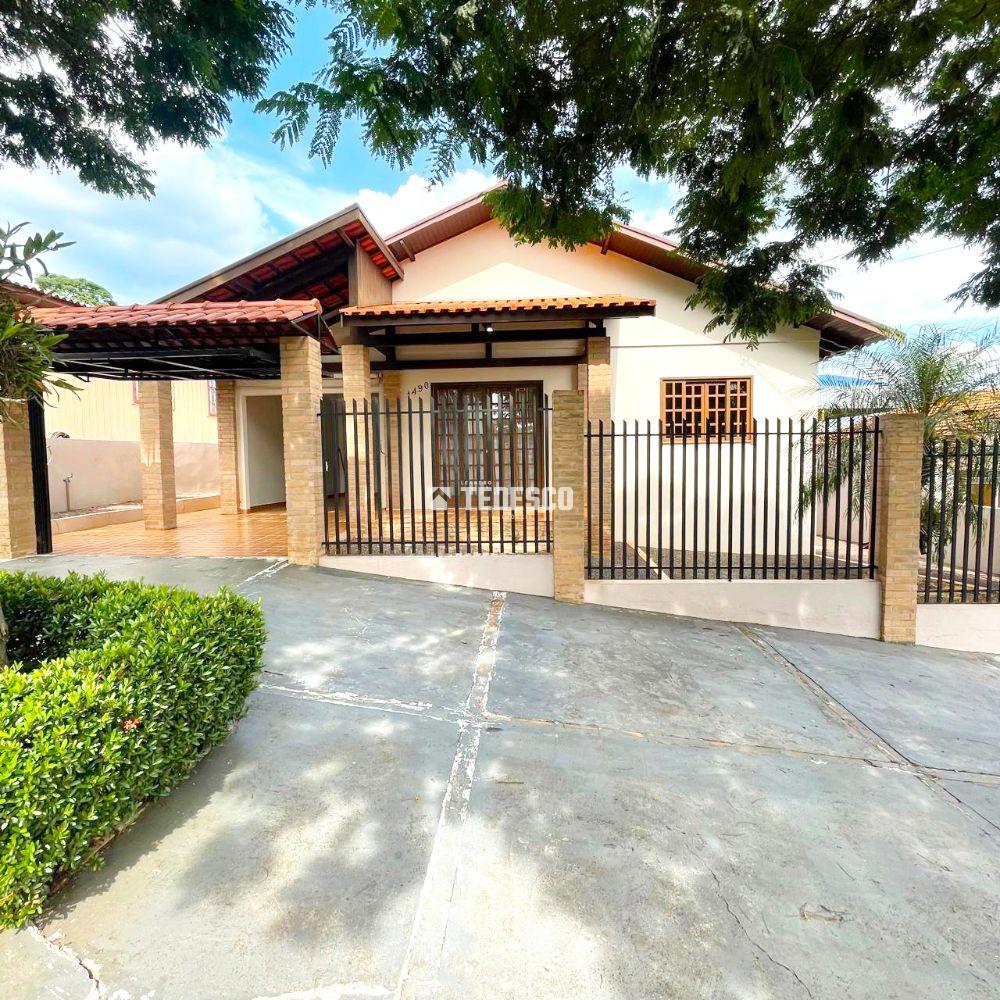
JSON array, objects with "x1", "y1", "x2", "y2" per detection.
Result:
[
  {"x1": 355, "y1": 170, "x2": 494, "y2": 235},
  {"x1": 627, "y1": 206, "x2": 677, "y2": 238},
  {"x1": 0, "y1": 141, "x2": 493, "y2": 303},
  {"x1": 822, "y1": 236, "x2": 999, "y2": 330}
]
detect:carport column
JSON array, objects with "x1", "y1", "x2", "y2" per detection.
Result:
[
  {"x1": 0, "y1": 402, "x2": 37, "y2": 558},
  {"x1": 381, "y1": 371, "x2": 402, "y2": 514},
  {"x1": 139, "y1": 382, "x2": 177, "y2": 530},
  {"x1": 875, "y1": 413, "x2": 923, "y2": 643},
  {"x1": 280, "y1": 336, "x2": 324, "y2": 566},
  {"x1": 216, "y1": 380, "x2": 240, "y2": 514},
  {"x1": 342, "y1": 344, "x2": 372, "y2": 546},
  {"x1": 586, "y1": 337, "x2": 612, "y2": 559},
  {"x1": 552, "y1": 390, "x2": 586, "y2": 603}
]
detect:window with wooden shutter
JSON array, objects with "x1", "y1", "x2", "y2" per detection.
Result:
[{"x1": 660, "y1": 377, "x2": 752, "y2": 438}]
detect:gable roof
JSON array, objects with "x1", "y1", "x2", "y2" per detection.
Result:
[
  {"x1": 156, "y1": 204, "x2": 403, "y2": 312},
  {"x1": 385, "y1": 192, "x2": 886, "y2": 354}
]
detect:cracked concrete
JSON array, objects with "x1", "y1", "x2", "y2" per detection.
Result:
[{"x1": 1, "y1": 556, "x2": 999, "y2": 999}]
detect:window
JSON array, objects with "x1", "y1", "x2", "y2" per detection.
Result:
[
  {"x1": 207, "y1": 379, "x2": 217, "y2": 416},
  {"x1": 432, "y1": 382, "x2": 543, "y2": 493},
  {"x1": 660, "y1": 377, "x2": 752, "y2": 438}
]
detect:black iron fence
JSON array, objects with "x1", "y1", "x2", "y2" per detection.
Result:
[
  {"x1": 921, "y1": 437, "x2": 1000, "y2": 603},
  {"x1": 585, "y1": 417, "x2": 880, "y2": 580},
  {"x1": 323, "y1": 397, "x2": 552, "y2": 555}
]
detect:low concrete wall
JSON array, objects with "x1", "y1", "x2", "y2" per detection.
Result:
[
  {"x1": 52, "y1": 494, "x2": 220, "y2": 534},
  {"x1": 46, "y1": 438, "x2": 218, "y2": 513},
  {"x1": 916, "y1": 604, "x2": 1000, "y2": 655},
  {"x1": 319, "y1": 553, "x2": 554, "y2": 597},
  {"x1": 585, "y1": 578, "x2": 882, "y2": 638}
]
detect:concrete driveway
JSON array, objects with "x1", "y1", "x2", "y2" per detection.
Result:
[{"x1": 2, "y1": 555, "x2": 999, "y2": 999}]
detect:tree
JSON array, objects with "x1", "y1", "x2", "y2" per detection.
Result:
[
  {"x1": 36, "y1": 275, "x2": 115, "y2": 307},
  {"x1": 258, "y1": 0, "x2": 1000, "y2": 344},
  {"x1": 0, "y1": 224, "x2": 73, "y2": 663},
  {"x1": 804, "y1": 324, "x2": 1000, "y2": 553},
  {"x1": 1, "y1": 0, "x2": 293, "y2": 197}
]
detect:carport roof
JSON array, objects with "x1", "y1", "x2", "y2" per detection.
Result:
[{"x1": 34, "y1": 299, "x2": 328, "y2": 380}]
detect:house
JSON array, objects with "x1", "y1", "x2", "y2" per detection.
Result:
[{"x1": 8, "y1": 190, "x2": 885, "y2": 587}]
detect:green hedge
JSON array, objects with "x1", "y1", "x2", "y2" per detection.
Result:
[{"x1": 0, "y1": 572, "x2": 266, "y2": 928}]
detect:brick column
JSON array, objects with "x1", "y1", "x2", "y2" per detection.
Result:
[
  {"x1": 139, "y1": 382, "x2": 177, "y2": 530},
  {"x1": 280, "y1": 336, "x2": 324, "y2": 565},
  {"x1": 381, "y1": 371, "x2": 402, "y2": 515},
  {"x1": 586, "y1": 337, "x2": 612, "y2": 560},
  {"x1": 342, "y1": 344, "x2": 372, "y2": 546},
  {"x1": 875, "y1": 413, "x2": 923, "y2": 643},
  {"x1": 552, "y1": 390, "x2": 586, "y2": 603},
  {"x1": 0, "y1": 403, "x2": 37, "y2": 558},
  {"x1": 216, "y1": 380, "x2": 240, "y2": 514}
]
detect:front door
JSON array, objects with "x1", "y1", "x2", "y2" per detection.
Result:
[{"x1": 432, "y1": 382, "x2": 543, "y2": 502}]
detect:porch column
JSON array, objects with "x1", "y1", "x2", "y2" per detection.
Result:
[
  {"x1": 0, "y1": 402, "x2": 37, "y2": 558},
  {"x1": 342, "y1": 344, "x2": 372, "y2": 547},
  {"x1": 875, "y1": 413, "x2": 923, "y2": 643},
  {"x1": 139, "y1": 382, "x2": 177, "y2": 530},
  {"x1": 381, "y1": 371, "x2": 402, "y2": 515},
  {"x1": 586, "y1": 337, "x2": 612, "y2": 561},
  {"x1": 216, "y1": 380, "x2": 240, "y2": 514},
  {"x1": 280, "y1": 336, "x2": 324, "y2": 566},
  {"x1": 552, "y1": 390, "x2": 586, "y2": 603}
]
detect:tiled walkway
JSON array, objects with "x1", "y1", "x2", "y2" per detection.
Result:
[{"x1": 53, "y1": 507, "x2": 288, "y2": 558}]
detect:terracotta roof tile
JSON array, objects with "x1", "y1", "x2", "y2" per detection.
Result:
[
  {"x1": 32, "y1": 298, "x2": 323, "y2": 331},
  {"x1": 340, "y1": 295, "x2": 655, "y2": 319}
]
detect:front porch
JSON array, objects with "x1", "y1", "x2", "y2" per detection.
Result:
[{"x1": 53, "y1": 505, "x2": 289, "y2": 558}]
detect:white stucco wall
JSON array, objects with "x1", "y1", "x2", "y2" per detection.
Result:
[
  {"x1": 390, "y1": 220, "x2": 822, "y2": 556},
  {"x1": 916, "y1": 604, "x2": 1000, "y2": 655},
  {"x1": 392, "y1": 219, "x2": 820, "y2": 422}
]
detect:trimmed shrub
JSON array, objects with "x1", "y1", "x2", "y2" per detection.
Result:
[{"x1": 0, "y1": 572, "x2": 266, "y2": 928}]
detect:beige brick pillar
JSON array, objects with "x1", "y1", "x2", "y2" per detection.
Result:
[
  {"x1": 139, "y1": 382, "x2": 177, "y2": 530},
  {"x1": 552, "y1": 390, "x2": 586, "y2": 603},
  {"x1": 0, "y1": 403, "x2": 37, "y2": 558},
  {"x1": 342, "y1": 345, "x2": 372, "y2": 546},
  {"x1": 381, "y1": 371, "x2": 402, "y2": 515},
  {"x1": 280, "y1": 336, "x2": 324, "y2": 566},
  {"x1": 586, "y1": 337, "x2": 612, "y2": 562},
  {"x1": 875, "y1": 413, "x2": 923, "y2": 643},
  {"x1": 216, "y1": 380, "x2": 240, "y2": 514}
]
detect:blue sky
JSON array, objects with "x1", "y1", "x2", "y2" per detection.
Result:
[{"x1": 2, "y1": 4, "x2": 998, "y2": 332}]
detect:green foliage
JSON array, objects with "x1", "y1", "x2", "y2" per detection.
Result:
[
  {"x1": 0, "y1": 223, "x2": 77, "y2": 421},
  {"x1": 36, "y1": 275, "x2": 115, "y2": 307},
  {"x1": 0, "y1": 573, "x2": 266, "y2": 928},
  {"x1": 1, "y1": 0, "x2": 293, "y2": 197},
  {"x1": 0, "y1": 223, "x2": 72, "y2": 284},
  {"x1": 821, "y1": 324, "x2": 1000, "y2": 440},
  {"x1": 801, "y1": 325, "x2": 1000, "y2": 546},
  {"x1": 259, "y1": 0, "x2": 1000, "y2": 343}
]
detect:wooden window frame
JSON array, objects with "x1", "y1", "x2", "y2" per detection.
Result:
[
  {"x1": 430, "y1": 380, "x2": 545, "y2": 495},
  {"x1": 659, "y1": 376, "x2": 753, "y2": 440}
]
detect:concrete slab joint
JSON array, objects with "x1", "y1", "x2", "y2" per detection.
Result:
[
  {"x1": 552, "y1": 390, "x2": 586, "y2": 604},
  {"x1": 280, "y1": 335, "x2": 324, "y2": 566},
  {"x1": 874, "y1": 413, "x2": 924, "y2": 643},
  {"x1": 139, "y1": 381, "x2": 177, "y2": 530}
]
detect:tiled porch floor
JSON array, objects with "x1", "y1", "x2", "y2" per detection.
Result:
[{"x1": 53, "y1": 506, "x2": 289, "y2": 558}]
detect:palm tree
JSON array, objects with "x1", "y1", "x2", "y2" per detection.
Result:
[
  {"x1": 821, "y1": 324, "x2": 1000, "y2": 441},
  {"x1": 803, "y1": 324, "x2": 1000, "y2": 555}
]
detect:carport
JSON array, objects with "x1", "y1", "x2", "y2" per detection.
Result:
[{"x1": 18, "y1": 299, "x2": 330, "y2": 560}]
